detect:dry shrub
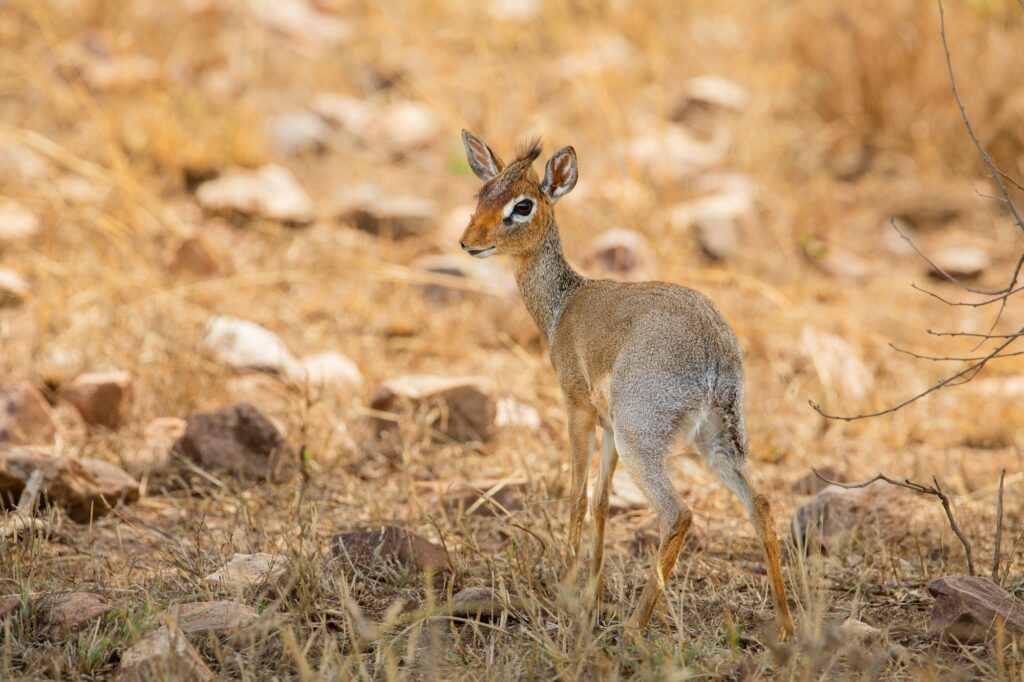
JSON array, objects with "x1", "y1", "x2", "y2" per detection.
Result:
[{"x1": 784, "y1": 0, "x2": 1024, "y2": 179}]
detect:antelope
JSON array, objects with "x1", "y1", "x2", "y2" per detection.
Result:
[{"x1": 458, "y1": 131, "x2": 796, "y2": 640}]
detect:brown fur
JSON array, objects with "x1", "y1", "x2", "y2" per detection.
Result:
[{"x1": 459, "y1": 131, "x2": 795, "y2": 640}]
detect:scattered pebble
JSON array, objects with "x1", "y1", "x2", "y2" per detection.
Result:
[
  {"x1": 175, "y1": 402, "x2": 298, "y2": 482},
  {"x1": 371, "y1": 375, "x2": 496, "y2": 442},
  {"x1": 63, "y1": 370, "x2": 133, "y2": 430},
  {"x1": 196, "y1": 164, "x2": 313, "y2": 224}
]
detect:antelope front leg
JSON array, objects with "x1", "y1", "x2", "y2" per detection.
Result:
[
  {"x1": 566, "y1": 404, "x2": 596, "y2": 561},
  {"x1": 590, "y1": 428, "x2": 618, "y2": 602}
]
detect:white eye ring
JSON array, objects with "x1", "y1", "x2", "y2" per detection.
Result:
[{"x1": 503, "y1": 195, "x2": 535, "y2": 222}]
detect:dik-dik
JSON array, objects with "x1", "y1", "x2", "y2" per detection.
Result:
[{"x1": 458, "y1": 131, "x2": 796, "y2": 639}]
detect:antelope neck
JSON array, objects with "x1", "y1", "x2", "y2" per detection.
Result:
[{"x1": 511, "y1": 222, "x2": 587, "y2": 342}]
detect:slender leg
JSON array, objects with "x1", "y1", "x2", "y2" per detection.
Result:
[
  {"x1": 615, "y1": 443, "x2": 692, "y2": 638},
  {"x1": 748, "y1": 483, "x2": 796, "y2": 638},
  {"x1": 590, "y1": 426, "x2": 619, "y2": 601},
  {"x1": 624, "y1": 495, "x2": 692, "y2": 636},
  {"x1": 566, "y1": 404, "x2": 596, "y2": 560},
  {"x1": 720, "y1": 462, "x2": 795, "y2": 638},
  {"x1": 696, "y1": 406, "x2": 796, "y2": 640}
]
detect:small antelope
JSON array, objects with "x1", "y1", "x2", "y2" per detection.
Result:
[{"x1": 458, "y1": 131, "x2": 795, "y2": 639}]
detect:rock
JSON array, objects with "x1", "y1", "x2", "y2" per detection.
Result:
[
  {"x1": 626, "y1": 126, "x2": 722, "y2": 181},
  {"x1": 797, "y1": 326, "x2": 873, "y2": 402},
  {"x1": 196, "y1": 164, "x2": 313, "y2": 224},
  {"x1": 370, "y1": 375, "x2": 496, "y2": 442},
  {"x1": 0, "y1": 199, "x2": 40, "y2": 244},
  {"x1": 118, "y1": 626, "x2": 214, "y2": 681},
  {"x1": 558, "y1": 33, "x2": 633, "y2": 79},
  {"x1": 928, "y1": 247, "x2": 990, "y2": 280},
  {"x1": 203, "y1": 316, "x2": 300, "y2": 376},
  {"x1": 442, "y1": 479, "x2": 527, "y2": 517},
  {"x1": 885, "y1": 179, "x2": 973, "y2": 231},
  {"x1": 487, "y1": 0, "x2": 539, "y2": 22},
  {"x1": 290, "y1": 351, "x2": 363, "y2": 391},
  {"x1": 631, "y1": 515, "x2": 705, "y2": 556},
  {"x1": 670, "y1": 192, "x2": 754, "y2": 261},
  {"x1": 609, "y1": 468, "x2": 647, "y2": 514},
  {"x1": 672, "y1": 74, "x2": 749, "y2": 129},
  {"x1": 174, "y1": 403, "x2": 298, "y2": 482},
  {"x1": 310, "y1": 93, "x2": 374, "y2": 138},
  {"x1": 791, "y1": 466, "x2": 843, "y2": 496},
  {"x1": 62, "y1": 370, "x2": 133, "y2": 430},
  {"x1": 205, "y1": 553, "x2": 289, "y2": 591},
  {"x1": 270, "y1": 111, "x2": 329, "y2": 156},
  {"x1": 164, "y1": 600, "x2": 259, "y2": 636},
  {"x1": 331, "y1": 526, "x2": 450, "y2": 574},
  {"x1": 1, "y1": 516, "x2": 49, "y2": 538},
  {"x1": 36, "y1": 592, "x2": 112, "y2": 637},
  {"x1": 311, "y1": 96, "x2": 439, "y2": 153},
  {"x1": 582, "y1": 229, "x2": 656, "y2": 281},
  {"x1": 336, "y1": 190, "x2": 437, "y2": 239},
  {"x1": 124, "y1": 417, "x2": 187, "y2": 477},
  {"x1": 928, "y1": 575, "x2": 1024, "y2": 643},
  {"x1": 374, "y1": 101, "x2": 441, "y2": 154},
  {"x1": 813, "y1": 248, "x2": 870, "y2": 282},
  {"x1": 685, "y1": 75, "x2": 749, "y2": 112},
  {"x1": 450, "y1": 586, "x2": 522, "y2": 620},
  {"x1": 0, "y1": 381, "x2": 60, "y2": 446},
  {"x1": 0, "y1": 447, "x2": 141, "y2": 522},
  {"x1": 411, "y1": 254, "x2": 517, "y2": 303},
  {"x1": 495, "y1": 398, "x2": 541, "y2": 430},
  {"x1": 0, "y1": 579, "x2": 20, "y2": 620},
  {"x1": 827, "y1": 618, "x2": 906, "y2": 660},
  {"x1": 165, "y1": 233, "x2": 230, "y2": 278},
  {"x1": 791, "y1": 482, "x2": 916, "y2": 553},
  {"x1": 248, "y1": 0, "x2": 351, "y2": 48},
  {"x1": 0, "y1": 268, "x2": 29, "y2": 306}
]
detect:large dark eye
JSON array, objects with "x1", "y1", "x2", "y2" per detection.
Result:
[{"x1": 512, "y1": 199, "x2": 534, "y2": 216}]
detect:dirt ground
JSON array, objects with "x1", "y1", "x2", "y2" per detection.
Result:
[{"x1": 1, "y1": 0, "x2": 1023, "y2": 679}]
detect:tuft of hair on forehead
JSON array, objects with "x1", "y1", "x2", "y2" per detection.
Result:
[
  {"x1": 493, "y1": 137, "x2": 542, "y2": 186},
  {"x1": 514, "y1": 137, "x2": 543, "y2": 166}
]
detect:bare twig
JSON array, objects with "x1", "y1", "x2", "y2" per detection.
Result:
[
  {"x1": 810, "y1": 324, "x2": 1024, "y2": 421},
  {"x1": 893, "y1": 221, "x2": 1015, "y2": 297},
  {"x1": 992, "y1": 468, "x2": 1006, "y2": 584},
  {"x1": 888, "y1": 342, "x2": 1024, "y2": 363},
  {"x1": 938, "y1": 0, "x2": 1024, "y2": 237},
  {"x1": 813, "y1": 469, "x2": 975, "y2": 576},
  {"x1": 927, "y1": 329, "x2": 1024, "y2": 339}
]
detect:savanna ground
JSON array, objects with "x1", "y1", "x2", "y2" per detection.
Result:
[{"x1": 2, "y1": 0, "x2": 1024, "y2": 679}]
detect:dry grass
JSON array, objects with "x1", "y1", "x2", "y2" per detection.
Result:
[{"x1": 1, "y1": 0, "x2": 1024, "y2": 678}]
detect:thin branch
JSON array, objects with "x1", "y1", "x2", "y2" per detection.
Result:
[
  {"x1": 992, "y1": 468, "x2": 1006, "y2": 584},
  {"x1": 893, "y1": 220, "x2": 1013, "y2": 297},
  {"x1": 888, "y1": 341, "x2": 1024, "y2": 362},
  {"x1": 927, "y1": 329, "x2": 1024, "y2": 339},
  {"x1": 909, "y1": 280, "x2": 1024, "y2": 308},
  {"x1": 811, "y1": 325, "x2": 1024, "y2": 421},
  {"x1": 939, "y1": 0, "x2": 1024, "y2": 236},
  {"x1": 813, "y1": 469, "x2": 975, "y2": 576}
]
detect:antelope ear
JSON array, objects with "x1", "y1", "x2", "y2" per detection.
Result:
[
  {"x1": 540, "y1": 146, "x2": 578, "y2": 203},
  {"x1": 462, "y1": 130, "x2": 504, "y2": 181}
]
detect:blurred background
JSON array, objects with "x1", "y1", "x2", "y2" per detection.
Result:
[{"x1": 0, "y1": 0, "x2": 1023, "y2": 678}]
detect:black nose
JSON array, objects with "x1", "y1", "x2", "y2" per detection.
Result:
[{"x1": 459, "y1": 241, "x2": 467, "y2": 250}]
